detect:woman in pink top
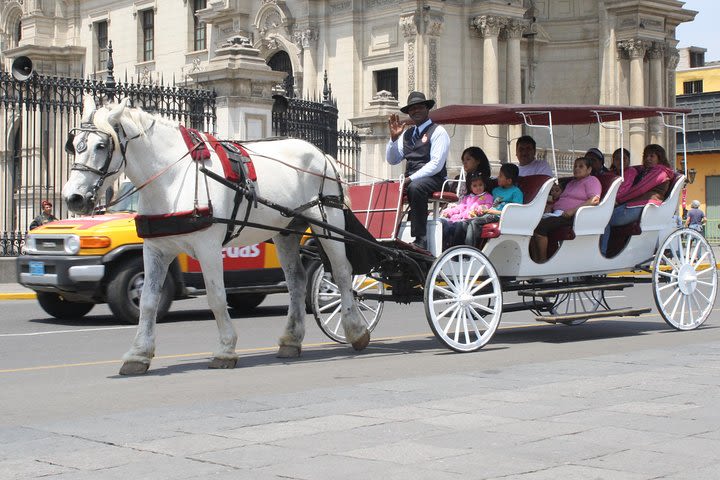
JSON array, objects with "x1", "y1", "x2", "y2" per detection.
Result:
[
  {"x1": 440, "y1": 173, "x2": 493, "y2": 249},
  {"x1": 530, "y1": 157, "x2": 601, "y2": 262}
]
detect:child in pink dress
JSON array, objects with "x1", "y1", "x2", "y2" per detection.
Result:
[{"x1": 440, "y1": 173, "x2": 494, "y2": 249}]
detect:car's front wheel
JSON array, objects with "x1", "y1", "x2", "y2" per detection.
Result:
[
  {"x1": 107, "y1": 257, "x2": 174, "y2": 324},
  {"x1": 36, "y1": 292, "x2": 94, "y2": 320}
]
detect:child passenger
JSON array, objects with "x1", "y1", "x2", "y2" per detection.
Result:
[
  {"x1": 530, "y1": 156, "x2": 601, "y2": 262},
  {"x1": 440, "y1": 173, "x2": 493, "y2": 249},
  {"x1": 459, "y1": 163, "x2": 524, "y2": 246}
]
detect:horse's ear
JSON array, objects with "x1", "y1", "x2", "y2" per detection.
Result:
[
  {"x1": 106, "y1": 98, "x2": 129, "y2": 128},
  {"x1": 81, "y1": 95, "x2": 97, "y2": 123}
]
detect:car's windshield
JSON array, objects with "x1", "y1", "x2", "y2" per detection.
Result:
[{"x1": 107, "y1": 182, "x2": 139, "y2": 213}]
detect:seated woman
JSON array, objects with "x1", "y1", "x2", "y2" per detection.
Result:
[
  {"x1": 448, "y1": 146, "x2": 492, "y2": 197},
  {"x1": 609, "y1": 148, "x2": 630, "y2": 176},
  {"x1": 530, "y1": 157, "x2": 601, "y2": 262},
  {"x1": 600, "y1": 144, "x2": 675, "y2": 256},
  {"x1": 459, "y1": 163, "x2": 523, "y2": 246},
  {"x1": 440, "y1": 173, "x2": 493, "y2": 249}
]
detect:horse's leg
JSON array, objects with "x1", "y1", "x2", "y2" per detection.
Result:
[
  {"x1": 273, "y1": 233, "x2": 306, "y2": 358},
  {"x1": 194, "y1": 246, "x2": 239, "y2": 369},
  {"x1": 313, "y1": 222, "x2": 370, "y2": 351},
  {"x1": 119, "y1": 244, "x2": 173, "y2": 375}
]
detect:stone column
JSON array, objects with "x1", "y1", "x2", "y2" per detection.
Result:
[
  {"x1": 294, "y1": 27, "x2": 318, "y2": 97},
  {"x1": 648, "y1": 42, "x2": 665, "y2": 145},
  {"x1": 619, "y1": 39, "x2": 650, "y2": 164},
  {"x1": 400, "y1": 13, "x2": 418, "y2": 93},
  {"x1": 666, "y1": 48, "x2": 680, "y2": 167},
  {"x1": 472, "y1": 15, "x2": 506, "y2": 162},
  {"x1": 504, "y1": 19, "x2": 525, "y2": 163}
]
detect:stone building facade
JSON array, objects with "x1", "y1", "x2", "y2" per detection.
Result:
[{"x1": 0, "y1": 0, "x2": 696, "y2": 180}]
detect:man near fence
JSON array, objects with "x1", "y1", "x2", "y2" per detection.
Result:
[
  {"x1": 386, "y1": 91, "x2": 450, "y2": 250},
  {"x1": 29, "y1": 200, "x2": 58, "y2": 230}
]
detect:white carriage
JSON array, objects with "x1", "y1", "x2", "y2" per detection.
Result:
[{"x1": 310, "y1": 103, "x2": 718, "y2": 352}]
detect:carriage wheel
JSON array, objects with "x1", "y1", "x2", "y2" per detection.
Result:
[
  {"x1": 424, "y1": 246, "x2": 502, "y2": 352},
  {"x1": 310, "y1": 263, "x2": 385, "y2": 344},
  {"x1": 653, "y1": 228, "x2": 718, "y2": 330}
]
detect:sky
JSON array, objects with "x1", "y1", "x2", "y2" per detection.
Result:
[{"x1": 676, "y1": 0, "x2": 720, "y2": 61}]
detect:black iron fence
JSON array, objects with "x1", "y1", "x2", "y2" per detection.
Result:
[
  {"x1": 0, "y1": 43, "x2": 216, "y2": 256},
  {"x1": 272, "y1": 73, "x2": 361, "y2": 182}
]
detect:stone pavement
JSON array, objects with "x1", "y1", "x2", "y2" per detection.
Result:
[{"x1": 2, "y1": 341, "x2": 720, "y2": 479}]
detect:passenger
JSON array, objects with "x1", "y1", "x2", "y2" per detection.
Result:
[
  {"x1": 586, "y1": 147, "x2": 609, "y2": 176},
  {"x1": 545, "y1": 183, "x2": 562, "y2": 213},
  {"x1": 600, "y1": 144, "x2": 675, "y2": 256},
  {"x1": 453, "y1": 146, "x2": 492, "y2": 197},
  {"x1": 685, "y1": 200, "x2": 706, "y2": 233},
  {"x1": 460, "y1": 163, "x2": 523, "y2": 246},
  {"x1": 440, "y1": 173, "x2": 493, "y2": 250},
  {"x1": 609, "y1": 148, "x2": 630, "y2": 176},
  {"x1": 386, "y1": 91, "x2": 450, "y2": 250},
  {"x1": 530, "y1": 157, "x2": 601, "y2": 262},
  {"x1": 516, "y1": 135, "x2": 553, "y2": 177}
]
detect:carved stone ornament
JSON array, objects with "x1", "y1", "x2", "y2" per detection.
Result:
[
  {"x1": 400, "y1": 13, "x2": 417, "y2": 38},
  {"x1": 293, "y1": 27, "x2": 318, "y2": 50},
  {"x1": 429, "y1": 38, "x2": 437, "y2": 99},
  {"x1": 647, "y1": 42, "x2": 665, "y2": 60},
  {"x1": 254, "y1": 0, "x2": 293, "y2": 38},
  {"x1": 408, "y1": 40, "x2": 415, "y2": 92},
  {"x1": 425, "y1": 14, "x2": 444, "y2": 37},
  {"x1": 665, "y1": 48, "x2": 680, "y2": 70},
  {"x1": 503, "y1": 19, "x2": 527, "y2": 39},
  {"x1": 472, "y1": 15, "x2": 507, "y2": 38},
  {"x1": 617, "y1": 39, "x2": 651, "y2": 59}
]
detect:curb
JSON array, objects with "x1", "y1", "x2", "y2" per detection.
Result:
[{"x1": 0, "y1": 292, "x2": 37, "y2": 300}]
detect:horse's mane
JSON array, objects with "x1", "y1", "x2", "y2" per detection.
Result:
[{"x1": 91, "y1": 101, "x2": 180, "y2": 144}]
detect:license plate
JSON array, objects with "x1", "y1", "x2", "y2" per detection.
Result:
[{"x1": 29, "y1": 261, "x2": 45, "y2": 276}]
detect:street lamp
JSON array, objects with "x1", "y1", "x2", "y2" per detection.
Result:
[{"x1": 688, "y1": 167, "x2": 697, "y2": 184}]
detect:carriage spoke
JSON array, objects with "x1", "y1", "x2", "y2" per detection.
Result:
[
  {"x1": 695, "y1": 267, "x2": 715, "y2": 277},
  {"x1": 469, "y1": 304, "x2": 493, "y2": 329},
  {"x1": 445, "y1": 306, "x2": 461, "y2": 338},
  {"x1": 461, "y1": 309, "x2": 471, "y2": 345},
  {"x1": 432, "y1": 285, "x2": 457, "y2": 300},
  {"x1": 662, "y1": 287, "x2": 680, "y2": 308},
  {"x1": 691, "y1": 250, "x2": 708, "y2": 268},
  {"x1": 468, "y1": 277, "x2": 492, "y2": 296},
  {"x1": 669, "y1": 292, "x2": 682, "y2": 321},
  {"x1": 657, "y1": 268, "x2": 679, "y2": 279},
  {"x1": 697, "y1": 280, "x2": 716, "y2": 287},
  {"x1": 318, "y1": 297, "x2": 342, "y2": 313},
  {"x1": 471, "y1": 300, "x2": 497, "y2": 315},
  {"x1": 439, "y1": 270, "x2": 460, "y2": 294},
  {"x1": 658, "y1": 281, "x2": 679, "y2": 292}
]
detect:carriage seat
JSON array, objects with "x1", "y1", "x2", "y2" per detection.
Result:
[
  {"x1": 606, "y1": 173, "x2": 684, "y2": 257},
  {"x1": 547, "y1": 173, "x2": 622, "y2": 256},
  {"x1": 479, "y1": 174, "x2": 554, "y2": 239}
]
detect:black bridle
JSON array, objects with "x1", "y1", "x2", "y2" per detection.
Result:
[{"x1": 65, "y1": 110, "x2": 153, "y2": 206}]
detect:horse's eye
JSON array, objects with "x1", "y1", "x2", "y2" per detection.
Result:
[{"x1": 96, "y1": 143, "x2": 106, "y2": 150}]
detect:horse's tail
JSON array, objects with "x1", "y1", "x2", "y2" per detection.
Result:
[{"x1": 324, "y1": 153, "x2": 352, "y2": 210}]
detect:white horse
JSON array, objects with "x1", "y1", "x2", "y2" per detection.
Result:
[{"x1": 62, "y1": 96, "x2": 370, "y2": 375}]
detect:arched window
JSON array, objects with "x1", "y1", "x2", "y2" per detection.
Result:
[
  {"x1": 15, "y1": 19, "x2": 21, "y2": 44},
  {"x1": 268, "y1": 51, "x2": 294, "y2": 98}
]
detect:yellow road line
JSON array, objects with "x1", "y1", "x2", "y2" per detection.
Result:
[{"x1": 0, "y1": 293, "x2": 37, "y2": 300}]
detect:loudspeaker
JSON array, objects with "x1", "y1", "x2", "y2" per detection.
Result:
[{"x1": 11, "y1": 56, "x2": 33, "y2": 81}]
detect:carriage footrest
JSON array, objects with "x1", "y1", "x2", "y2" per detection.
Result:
[
  {"x1": 518, "y1": 282, "x2": 634, "y2": 297},
  {"x1": 536, "y1": 307, "x2": 651, "y2": 324},
  {"x1": 503, "y1": 300, "x2": 554, "y2": 313}
]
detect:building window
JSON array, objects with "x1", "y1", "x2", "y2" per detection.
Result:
[
  {"x1": 683, "y1": 80, "x2": 703, "y2": 94},
  {"x1": 142, "y1": 10, "x2": 154, "y2": 62},
  {"x1": 375, "y1": 68, "x2": 398, "y2": 100},
  {"x1": 690, "y1": 51, "x2": 705, "y2": 68},
  {"x1": 193, "y1": 0, "x2": 207, "y2": 51},
  {"x1": 15, "y1": 20, "x2": 21, "y2": 44},
  {"x1": 96, "y1": 20, "x2": 109, "y2": 70}
]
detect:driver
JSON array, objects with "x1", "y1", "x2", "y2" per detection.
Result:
[{"x1": 386, "y1": 91, "x2": 450, "y2": 250}]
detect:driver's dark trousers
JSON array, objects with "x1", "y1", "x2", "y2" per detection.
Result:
[{"x1": 406, "y1": 175, "x2": 444, "y2": 239}]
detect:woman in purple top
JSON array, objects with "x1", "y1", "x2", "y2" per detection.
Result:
[{"x1": 530, "y1": 157, "x2": 601, "y2": 263}]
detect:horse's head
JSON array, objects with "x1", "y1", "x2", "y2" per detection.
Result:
[{"x1": 62, "y1": 96, "x2": 130, "y2": 215}]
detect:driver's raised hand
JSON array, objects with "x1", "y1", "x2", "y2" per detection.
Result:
[{"x1": 388, "y1": 114, "x2": 406, "y2": 141}]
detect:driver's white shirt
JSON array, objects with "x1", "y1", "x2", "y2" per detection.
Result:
[{"x1": 518, "y1": 159, "x2": 553, "y2": 177}]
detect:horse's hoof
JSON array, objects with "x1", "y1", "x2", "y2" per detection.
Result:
[
  {"x1": 119, "y1": 361, "x2": 149, "y2": 375},
  {"x1": 209, "y1": 357, "x2": 238, "y2": 369},
  {"x1": 351, "y1": 330, "x2": 370, "y2": 351},
  {"x1": 277, "y1": 345, "x2": 301, "y2": 358}
]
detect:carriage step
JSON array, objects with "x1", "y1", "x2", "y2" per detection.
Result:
[
  {"x1": 518, "y1": 282, "x2": 634, "y2": 297},
  {"x1": 536, "y1": 307, "x2": 651, "y2": 324},
  {"x1": 503, "y1": 300, "x2": 554, "y2": 313}
]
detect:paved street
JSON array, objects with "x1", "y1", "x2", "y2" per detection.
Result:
[{"x1": 1, "y1": 286, "x2": 720, "y2": 479}]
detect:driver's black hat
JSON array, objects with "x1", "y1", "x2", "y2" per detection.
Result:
[{"x1": 400, "y1": 91, "x2": 436, "y2": 114}]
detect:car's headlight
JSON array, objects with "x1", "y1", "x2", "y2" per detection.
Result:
[
  {"x1": 65, "y1": 235, "x2": 80, "y2": 254},
  {"x1": 25, "y1": 235, "x2": 37, "y2": 253}
]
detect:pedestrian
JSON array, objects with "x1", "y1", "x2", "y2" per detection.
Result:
[
  {"x1": 29, "y1": 200, "x2": 58, "y2": 230},
  {"x1": 685, "y1": 200, "x2": 706, "y2": 234},
  {"x1": 386, "y1": 91, "x2": 450, "y2": 250}
]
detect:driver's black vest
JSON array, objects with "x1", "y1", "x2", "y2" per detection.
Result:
[{"x1": 402, "y1": 123, "x2": 447, "y2": 180}]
